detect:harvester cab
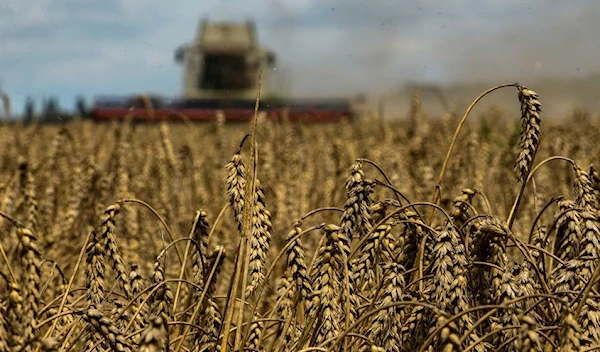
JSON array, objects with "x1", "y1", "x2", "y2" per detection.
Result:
[{"x1": 175, "y1": 19, "x2": 276, "y2": 99}]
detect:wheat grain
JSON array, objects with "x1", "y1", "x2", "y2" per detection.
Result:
[
  {"x1": 98, "y1": 204, "x2": 132, "y2": 298},
  {"x1": 246, "y1": 178, "x2": 272, "y2": 297},
  {"x1": 85, "y1": 231, "x2": 105, "y2": 307},
  {"x1": 18, "y1": 227, "x2": 42, "y2": 350},
  {"x1": 225, "y1": 151, "x2": 246, "y2": 233},
  {"x1": 285, "y1": 223, "x2": 312, "y2": 302},
  {"x1": 83, "y1": 308, "x2": 132, "y2": 352},
  {"x1": 514, "y1": 85, "x2": 542, "y2": 182},
  {"x1": 139, "y1": 315, "x2": 167, "y2": 352},
  {"x1": 554, "y1": 200, "x2": 582, "y2": 262},
  {"x1": 194, "y1": 246, "x2": 225, "y2": 351},
  {"x1": 559, "y1": 310, "x2": 581, "y2": 351}
]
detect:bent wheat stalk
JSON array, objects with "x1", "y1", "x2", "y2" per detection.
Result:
[{"x1": 429, "y1": 83, "x2": 518, "y2": 223}]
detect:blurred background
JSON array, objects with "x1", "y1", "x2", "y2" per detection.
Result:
[{"x1": 1, "y1": 0, "x2": 599, "y2": 119}]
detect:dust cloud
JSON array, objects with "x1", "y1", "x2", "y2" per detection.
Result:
[{"x1": 263, "y1": 0, "x2": 600, "y2": 119}]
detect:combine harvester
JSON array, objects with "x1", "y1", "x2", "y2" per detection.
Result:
[{"x1": 91, "y1": 20, "x2": 361, "y2": 123}]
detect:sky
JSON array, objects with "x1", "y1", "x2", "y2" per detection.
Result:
[{"x1": 1, "y1": 0, "x2": 599, "y2": 114}]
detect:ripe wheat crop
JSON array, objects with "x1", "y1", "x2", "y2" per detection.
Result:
[{"x1": 2, "y1": 84, "x2": 600, "y2": 351}]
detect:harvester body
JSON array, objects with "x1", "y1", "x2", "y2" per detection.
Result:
[{"x1": 91, "y1": 19, "x2": 356, "y2": 122}]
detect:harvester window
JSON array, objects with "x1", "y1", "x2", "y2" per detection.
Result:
[{"x1": 200, "y1": 54, "x2": 252, "y2": 90}]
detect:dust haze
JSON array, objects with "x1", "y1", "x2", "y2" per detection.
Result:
[{"x1": 265, "y1": 0, "x2": 600, "y2": 118}]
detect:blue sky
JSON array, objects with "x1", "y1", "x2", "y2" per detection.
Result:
[{"x1": 1, "y1": 0, "x2": 599, "y2": 113}]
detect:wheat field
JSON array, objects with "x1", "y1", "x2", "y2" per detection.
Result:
[{"x1": 1, "y1": 84, "x2": 600, "y2": 351}]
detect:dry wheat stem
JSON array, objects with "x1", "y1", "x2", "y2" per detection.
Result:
[{"x1": 430, "y1": 83, "x2": 518, "y2": 222}]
